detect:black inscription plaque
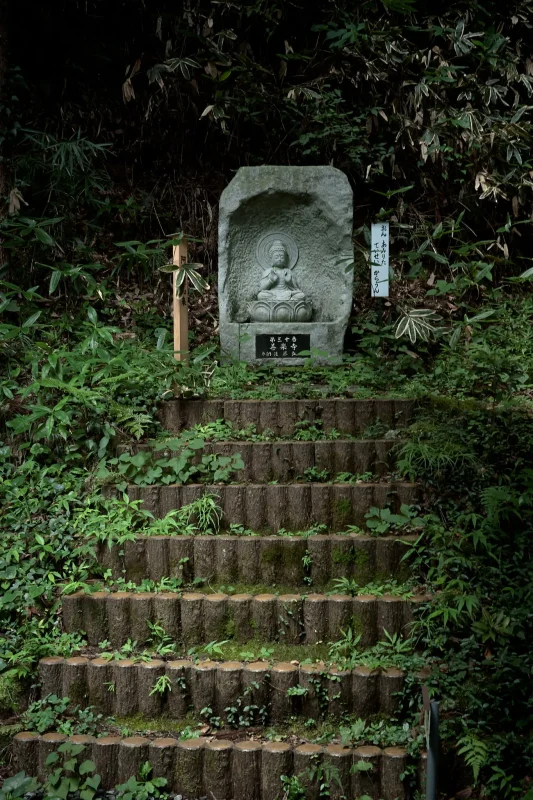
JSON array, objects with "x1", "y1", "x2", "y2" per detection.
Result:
[{"x1": 256, "y1": 333, "x2": 311, "y2": 359}]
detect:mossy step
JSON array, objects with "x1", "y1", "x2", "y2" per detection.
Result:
[
  {"x1": 13, "y1": 731, "x2": 418, "y2": 800},
  {"x1": 39, "y1": 656, "x2": 410, "y2": 721},
  {"x1": 120, "y1": 439, "x2": 397, "y2": 481},
  {"x1": 158, "y1": 397, "x2": 414, "y2": 436},
  {"x1": 97, "y1": 533, "x2": 417, "y2": 586},
  {"x1": 116, "y1": 481, "x2": 418, "y2": 530},
  {"x1": 63, "y1": 590, "x2": 429, "y2": 648}
]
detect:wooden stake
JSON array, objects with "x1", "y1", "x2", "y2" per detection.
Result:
[{"x1": 172, "y1": 238, "x2": 189, "y2": 361}]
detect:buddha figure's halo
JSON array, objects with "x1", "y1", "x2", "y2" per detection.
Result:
[{"x1": 256, "y1": 232, "x2": 299, "y2": 270}]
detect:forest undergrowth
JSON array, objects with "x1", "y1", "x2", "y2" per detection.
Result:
[{"x1": 2, "y1": 252, "x2": 533, "y2": 797}]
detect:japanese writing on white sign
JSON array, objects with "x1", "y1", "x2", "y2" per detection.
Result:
[{"x1": 370, "y1": 222, "x2": 390, "y2": 297}]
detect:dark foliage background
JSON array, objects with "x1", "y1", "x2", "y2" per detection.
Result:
[{"x1": 5, "y1": 0, "x2": 533, "y2": 312}]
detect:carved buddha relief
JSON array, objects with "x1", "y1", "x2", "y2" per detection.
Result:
[{"x1": 248, "y1": 233, "x2": 313, "y2": 323}]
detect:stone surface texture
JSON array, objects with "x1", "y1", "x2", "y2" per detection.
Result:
[
  {"x1": 218, "y1": 166, "x2": 353, "y2": 364},
  {"x1": 61, "y1": 590, "x2": 427, "y2": 646},
  {"x1": 158, "y1": 397, "x2": 415, "y2": 435},
  {"x1": 38, "y1": 656, "x2": 407, "y2": 720}
]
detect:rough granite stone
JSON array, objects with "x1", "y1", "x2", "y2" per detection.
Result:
[{"x1": 218, "y1": 166, "x2": 353, "y2": 364}]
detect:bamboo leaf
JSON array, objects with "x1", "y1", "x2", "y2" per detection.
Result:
[
  {"x1": 394, "y1": 316, "x2": 411, "y2": 339},
  {"x1": 49, "y1": 270, "x2": 62, "y2": 294},
  {"x1": 22, "y1": 311, "x2": 42, "y2": 328}
]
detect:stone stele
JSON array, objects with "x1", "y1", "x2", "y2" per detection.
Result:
[{"x1": 218, "y1": 166, "x2": 354, "y2": 365}]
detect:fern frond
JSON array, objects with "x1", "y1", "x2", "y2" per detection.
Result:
[
  {"x1": 480, "y1": 485, "x2": 517, "y2": 524},
  {"x1": 96, "y1": 372, "x2": 139, "y2": 387},
  {"x1": 38, "y1": 377, "x2": 104, "y2": 406},
  {"x1": 109, "y1": 402, "x2": 153, "y2": 440},
  {"x1": 457, "y1": 732, "x2": 489, "y2": 783}
]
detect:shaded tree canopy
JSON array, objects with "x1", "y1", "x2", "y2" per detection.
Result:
[{"x1": 5, "y1": 0, "x2": 533, "y2": 281}]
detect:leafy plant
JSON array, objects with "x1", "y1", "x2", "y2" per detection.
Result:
[
  {"x1": 200, "y1": 705, "x2": 222, "y2": 728},
  {"x1": 293, "y1": 420, "x2": 340, "y2": 442},
  {"x1": 179, "y1": 724, "x2": 205, "y2": 740},
  {"x1": 328, "y1": 627, "x2": 362, "y2": 668},
  {"x1": 225, "y1": 681, "x2": 268, "y2": 727},
  {"x1": 340, "y1": 718, "x2": 412, "y2": 749},
  {"x1": 99, "y1": 435, "x2": 244, "y2": 489},
  {"x1": 364, "y1": 504, "x2": 424, "y2": 535},
  {"x1": 149, "y1": 674, "x2": 172, "y2": 696},
  {"x1": 188, "y1": 639, "x2": 229, "y2": 660},
  {"x1": 22, "y1": 695, "x2": 105, "y2": 736},
  {"x1": 280, "y1": 774, "x2": 306, "y2": 800},
  {"x1": 238, "y1": 646, "x2": 274, "y2": 661},
  {"x1": 307, "y1": 759, "x2": 342, "y2": 800},
  {"x1": 44, "y1": 742, "x2": 101, "y2": 800},
  {"x1": 158, "y1": 246, "x2": 210, "y2": 298},
  {"x1": 146, "y1": 621, "x2": 176, "y2": 656},
  {"x1": 335, "y1": 471, "x2": 374, "y2": 483},
  {"x1": 115, "y1": 762, "x2": 167, "y2": 800},
  {"x1": 286, "y1": 684, "x2": 308, "y2": 697},
  {"x1": 22, "y1": 695, "x2": 70, "y2": 734},
  {"x1": 394, "y1": 309, "x2": 443, "y2": 344},
  {"x1": 0, "y1": 773, "x2": 38, "y2": 800},
  {"x1": 332, "y1": 577, "x2": 412, "y2": 597},
  {"x1": 301, "y1": 466, "x2": 330, "y2": 482}
]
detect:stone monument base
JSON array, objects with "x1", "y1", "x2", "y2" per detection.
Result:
[{"x1": 220, "y1": 322, "x2": 346, "y2": 366}]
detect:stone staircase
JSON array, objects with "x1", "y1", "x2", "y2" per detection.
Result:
[
  {"x1": 94, "y1": 531, "x2": 416, "y2": 585},
  {"x1": 60, "y1": 590, "x2": 426, "y2": 647},
  {"x1": 12, "y1": 398, "x2": 428, "y2": 800}
]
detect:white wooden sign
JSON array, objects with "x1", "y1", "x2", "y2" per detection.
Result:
[{"x1": 371, "y1": 222, "x2": 389, "y2": 297}]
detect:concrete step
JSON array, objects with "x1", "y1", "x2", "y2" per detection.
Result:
[
  {"x1": 62, "y1": 590, "x2": 429, "y2": 647},
  {"x1": 38, "y1": 656, "x2": 410, "y2": 721},
  {"x1": 12, "y1": 732, "x2": 417, "y2": 799},
  {"x1": 97, "y1": 533, "x2": 417, "y2": 587},
  {"x1": 158, "y1": 397, "x2": 414, "y2": 437},
  {"x1": 120, "y1": 439, "x2": 398, "y2": 481},
  {"x1": 117, "y1": 481, "x2": 418, "y2": 530}
]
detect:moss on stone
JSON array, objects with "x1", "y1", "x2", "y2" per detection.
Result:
[
  {"x1": 112, "y1": 712, "x2": 197, "y2": 736},
  {"x1": 261, "y1": 543, "x2": 283, "y2": 565},
  {"x1": 67, "y1": 679, "x2": 87, "y2": 707},
  {"x1": 125, "y1": 563, "x2": 145, "y2": 584},
  {"x1": 207, "y1": 582, "x2": 303, "y2": 596},
  {"x1": 264, "y1": 710, "x2": 397, "y2": 742},
  {"x1": 0, "y1": 672, "x2": 24, "y2": 714},
  {"x1": 216, "y1": 640, "x2": 330, "y2": 664},
  {"x1": 283, "y1": 546, "x2": 306, "y2": 568},
  {"x1": 332, "y1": 546, "x2": 351, "y2": 564},
  {"x1": 349, "y1": 613, "x2": 364, "y2": 637},
  {"x1": 260, "y1": 543, "x2": 303, "y2": 568},
  {"x1": 0, "y1": 723, "x2": 23, "y2": 749},
  {"x1": 334, "y1": 498, "x2": 352, "y2": 517},
  {"x1": 332, "y1": 546, "x2": 369, "y2": 568},
  {"x1": 223, "y1": 616, "x2": 236, "y2": 639}
]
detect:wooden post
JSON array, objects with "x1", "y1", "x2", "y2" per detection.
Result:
[{"x1": 172, "y1": 238, "x2": 189, "y2": 361}]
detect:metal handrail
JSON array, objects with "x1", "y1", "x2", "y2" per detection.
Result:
[{"x1": 422, "y1": 685, "x2": 439, "y2": 800}]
